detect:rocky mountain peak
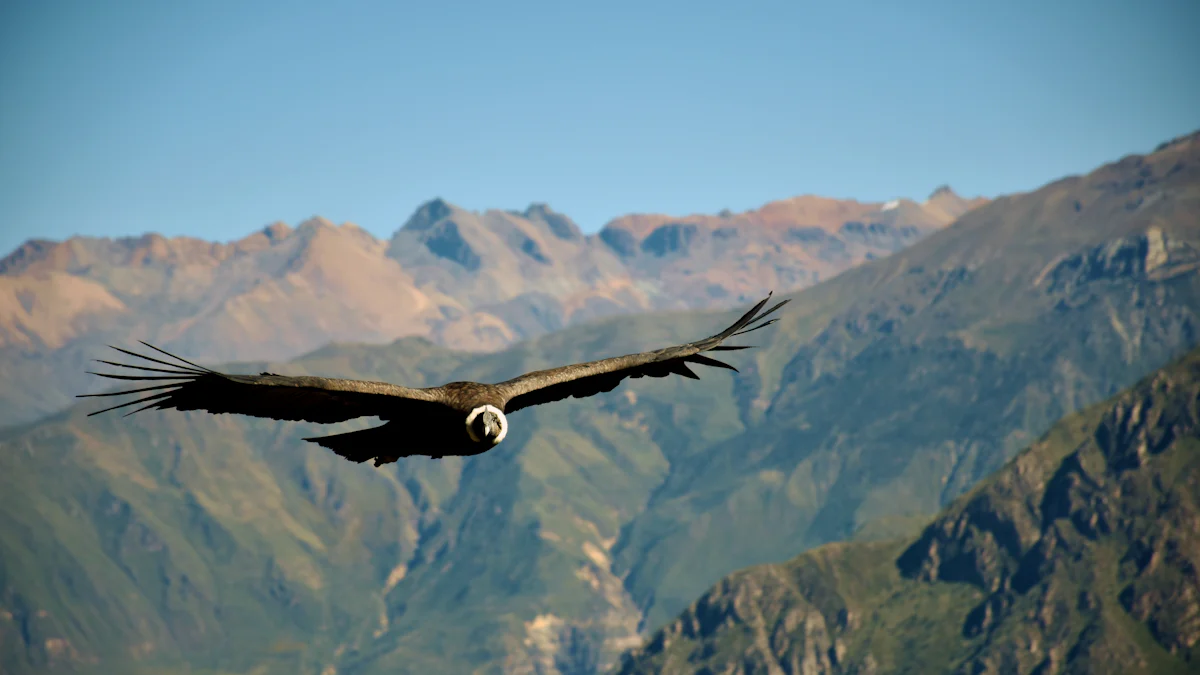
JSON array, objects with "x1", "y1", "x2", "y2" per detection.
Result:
[
  {"x1": 928, "y1": 184, "x2": 957, "y2": 200},
  {"x1": 1153, "y1": 128, "x2": 1200, "y2": 153},
  {"x1": 261, "y1": 221, "x2": 292, "y2": 242},
  {"x1": 294, "y1": 216, "x2": 337, "y2": 233},
  {"x1": 0, "y1": 239, "x2": 58, "y2": 276},
  {"x1": 399, "y1": 197, "x2": 458, "y2": 233},
  {"x1": 522, "y1": 202, "x2": 583, "y2": 240}
]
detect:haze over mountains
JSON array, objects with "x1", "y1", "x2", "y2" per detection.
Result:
[
  {"x1": 0, "y1": 131, "x2": 1197, "y2": 675},
  {"x1": 0, "y1": 188, "x2": 981, "y2": 427}
]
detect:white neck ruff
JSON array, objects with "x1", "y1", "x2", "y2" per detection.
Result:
[{"x1": 465, "y1": 405, "x2": 508, "y2": 444}]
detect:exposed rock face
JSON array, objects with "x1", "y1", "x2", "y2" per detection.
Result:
[
  {"x1": 638, "y1": 223, "x2": 699, "y2": 258},
  {"x1": 419, "y1": 219, "x2": 484, "y2": 271},
  {"x1": 1038, "y1": 226, "x2": 1200, "y2": 294},
  {"x1": 617, "y1": 348, "x2": 1200, "y2": 675}
]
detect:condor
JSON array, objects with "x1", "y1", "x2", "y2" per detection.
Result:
[{"x1": 81, "y1": 294, "x2": 787, "y2": 466}]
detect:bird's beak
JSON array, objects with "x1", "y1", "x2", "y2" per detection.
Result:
[{"x1": 482, "y1": 411, "x2": 504, "y2": 440}]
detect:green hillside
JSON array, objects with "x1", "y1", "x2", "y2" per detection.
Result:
[{"x1": 616, "y1": 345, "x2": 1200, "y2": 674}]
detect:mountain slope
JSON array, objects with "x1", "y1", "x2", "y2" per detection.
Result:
[
  {"x1": 0, "y1": 337, "x2": 467, "y2": 675},
  {"x1": 611, "y1": 130, "x2": 1200, "y2": 631},
  {"x1": 0, "y1": 190, "x2": 978, "y2": 427},
  {"x1": 615, "y1": 344, "x2": 1200, "y2": 675},
  {"x1": 0, "y1": 133, "x2": 1197, "y2": 675}
]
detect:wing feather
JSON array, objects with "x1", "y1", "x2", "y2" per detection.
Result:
[
  {"x1": 497, "y1": 293, "x2": 788, "y2": 412},
  {"x1": 684, "y1": 354, "x2": 738, "y2": 372},
  {"x1": 80, "y1": 344, "x2": 455, "y2": 425}
]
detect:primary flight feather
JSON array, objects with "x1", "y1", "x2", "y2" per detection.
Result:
[{"x1": 80, "y1": 294, "x2": 788, "y2": 466}]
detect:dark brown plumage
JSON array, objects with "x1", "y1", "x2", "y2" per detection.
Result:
[{"x1": 80, "y1": 293, "x2": 788, "y2": 465}]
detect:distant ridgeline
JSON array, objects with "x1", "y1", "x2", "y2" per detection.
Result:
[{"x1": 0, "y1": 188, "x2": 979, "y2": 427}]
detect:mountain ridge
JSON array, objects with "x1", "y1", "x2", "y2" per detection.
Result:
[
  {"x1": 0, "y1": 188, "x2": 982, "y2": 427},
  {"x1": 615, "y1": 344, "x2": 1200, "y2": 674},
  {"x1": 0, "y1": 187, "x2": 983, "y2": 276},
  {"x1": 607, "y1": 129, "x2": 1200, "y2": 631}
]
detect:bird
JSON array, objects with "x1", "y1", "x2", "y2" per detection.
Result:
[{"x1": 80, "y1": 293, "x2": 788, "y2": 466}]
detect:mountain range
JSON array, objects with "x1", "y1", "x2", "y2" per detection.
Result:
[
  {"x1": 0, "y1": 130, "x2": 1196, "y2": 674},
  {"x1": 616, "y1": 343, "x2": 1200, "y2": 675},
  {"x1": 0, "y1": 188, "x2": 982, "y2": 428}
]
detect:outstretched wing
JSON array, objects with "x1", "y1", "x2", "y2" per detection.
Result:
[
  {"x1": 79, "y1": 342, "x2": 455, "y2": 424},
  {"x1": 496, "y1": 293, "x2": 788, "y2": 413}
]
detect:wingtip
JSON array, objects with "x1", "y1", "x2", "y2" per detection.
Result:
[
  {"x1": 733, "y1": 317, "x2": 779, "y2": 336},
  {"x1": 135, "y1": 341, "x2": 215, "y2": 373}
]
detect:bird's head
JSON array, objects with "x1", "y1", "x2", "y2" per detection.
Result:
[{"x1": 466, "y1": 405, "x2": 508, "y2": 447}]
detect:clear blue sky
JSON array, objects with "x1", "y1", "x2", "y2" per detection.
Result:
[{"x1": 2, "y1": 0, "x2": 1197, "y2": 255}]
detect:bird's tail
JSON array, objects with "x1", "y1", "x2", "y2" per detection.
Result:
[{"x1": 303, "y1": 424, "x2": 398, "y2": 466}]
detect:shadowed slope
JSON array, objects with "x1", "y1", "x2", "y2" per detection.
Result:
[{"x1": 616, "y1": 345, "x2": 1200, "y2": 675}]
